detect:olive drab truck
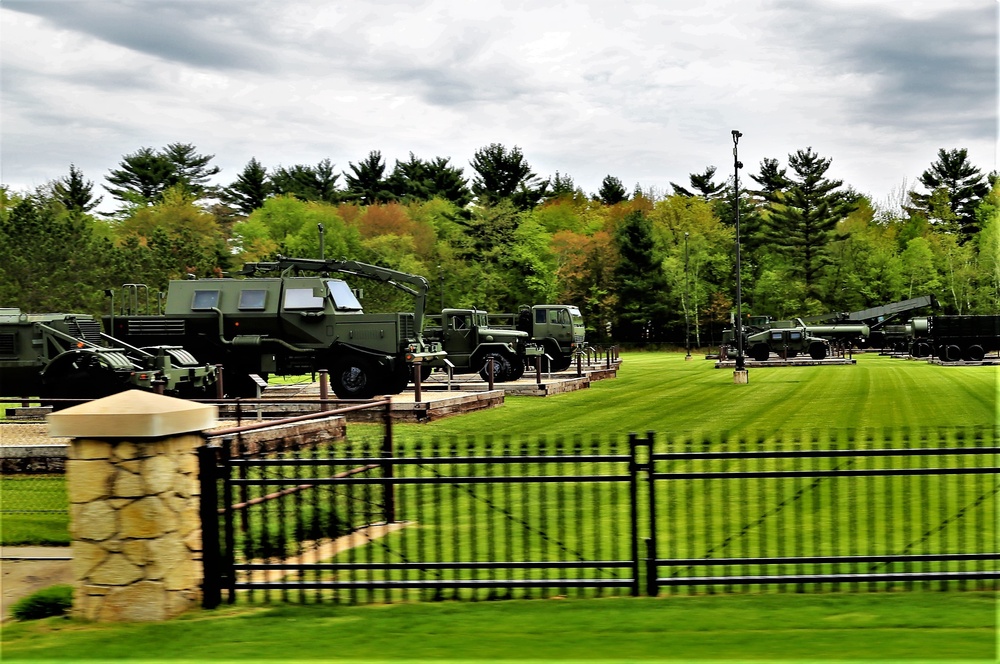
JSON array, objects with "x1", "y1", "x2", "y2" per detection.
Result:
[
  {"x1": 104, "y1": 256, "x2": 445, "y2": 399},
  {"x1": 0, "y1": 308, "x2": 216, "y2": 404},
  {"x1": 422, "y1": 308, "x2": 535, "y2": 382},
  {"x1": 489, "y1": 304, "x2": 586, "y2": 372},
  {"x1": 746, "y1": 321, "x2": 830, "y2": 361}
]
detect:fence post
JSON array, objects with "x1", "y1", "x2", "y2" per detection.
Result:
[
  {"x1": 318, "y1": 369, "x2": 329, "y2": 410},
  {"x1": 628, "y1": 432, "x2": 641, "y2": 596},
  {"x1": 645, "y1": 431, "x2": 657, "y2": 597},
  {"x1": 198, "y1": 445, "x2": 222, "y2": 609},
  {"x1": 382, "y1": 398, "x2": 395, "y2": 523}
]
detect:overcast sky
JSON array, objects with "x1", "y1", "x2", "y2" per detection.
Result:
[{"x1": 1, "y1": 0, "x2": 997, "y2": 213}]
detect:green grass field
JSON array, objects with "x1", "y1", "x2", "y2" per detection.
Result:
[
  {"x1": 1, "y1": 591, "x2": 995, "y2": 661},
  {"x1": 393, "y1": 352, "x2": 997, "y2": 439},
  {"x1": 2, "y1": 352, "x2": 996, "y2": 661}
]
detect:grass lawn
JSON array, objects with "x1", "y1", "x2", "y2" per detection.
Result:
[
  {"x1": 392, "y1": 351, "x2": 997, "y2": 440},
  {"x1": 2, "y1": 591, "x2": 996, "y2": 661}
]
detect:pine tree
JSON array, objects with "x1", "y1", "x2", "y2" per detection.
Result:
[
  {"x1": 223, "y1": 158, "x2": 272, "y2": 215},
  {"x1": 612, "y1": 210, "x2": 671, "y2": 341},
  {"x1": 907, "y1": 148, "x2": 989, "y2": 241},
  {"x1": 762, "y1": 147, "x2": 856, "y2": 299},
  {"x1": 343, "y1": 150, "x2": 395, "y2": 204},
  {"x1": 52, "y1": 164, "x2": 102, "y2": 213},
  {"x1": 597, "y1": 175, "x2": 627, "y2": 205}
]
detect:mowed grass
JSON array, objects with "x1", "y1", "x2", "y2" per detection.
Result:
[
  {"x1": 394, "y1": 352, "x2": 997, "y2": 440},
  {"x1": 2, "y1": 592, "x2": 995, "y2": 661}
]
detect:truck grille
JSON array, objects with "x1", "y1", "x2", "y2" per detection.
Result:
[
  {"x1": 400, "y1": 313, "x2": 415, "y2": 339},
  {"x1": 72, "y1": 318, "x2": 104, "y2": 344},
  {"x1": 0, "y1": 333, "x2": 14, "y2": 356},
  {"x1": 127, "y1": 319, "x2": 186, "y2": 336}
]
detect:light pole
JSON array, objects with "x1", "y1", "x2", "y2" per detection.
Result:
[
  {"x1": 732, "y1": 130, "x2": 748, "y2": 383},
  {"x1": 684, "y1": 232, "x2": 691, "y2": 360}
]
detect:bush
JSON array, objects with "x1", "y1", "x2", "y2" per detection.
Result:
[{"x1": 11, "y1": 584, "x2": 73, "y2": 620}]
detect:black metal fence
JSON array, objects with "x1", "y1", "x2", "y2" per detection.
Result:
[{"x1": 200, "y1": 426, "x2": 999, "y2": 606}]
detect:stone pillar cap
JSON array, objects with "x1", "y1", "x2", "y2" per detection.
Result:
[{"x1": 47, "y1": 390, "x2": 218, "y2": 438}]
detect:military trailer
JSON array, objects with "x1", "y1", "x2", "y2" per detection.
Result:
[
  {"x1": 746, "y1": 322, "x2": 830, "y2": 361},
  {"x1": 908, "y1": 315, "x2": 1000, "y2": 362},
  {"x1": 422, "y1": 308, "x2": 535, "y2": 382},
  {"x1": 0, "y1": 308, "x2": 216, "y2": 403},
  {"x1": 489, "y1": 304, "x2": 586, "y2": 372},
  {"x1": 104, "y1": 257, "x2": 445, "y2": 399}
]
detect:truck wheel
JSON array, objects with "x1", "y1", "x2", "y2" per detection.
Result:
[
  {"x1": 508, "y1": 355, "x2": 526, "y2": 381},
  {"x1": 479, "y1": 352, "x2": 511, "y2": 382},
  {"x1": 420, "y1": 364, "x2": 433, "y2": 381},
  {"x1": 331, "y1": 356, "x2": 381, "y2": 398},
  {"x1": 913, "y1": 343, "x2": 931, "y2": 358},
  {"x1": 750, "y1": 344, "x2": 770, "y2": 362},
  {"x1": 965, "y1": 345, "x2": 985, "y2": 362},
  {"x1": 41, "y1": 353, "x2": 124, "y2": 409},
  {"x1": 808, "y1": 342, "x2": 827, "y2": 360},
  {"x1": 387, "y1": 362, "x2": 411, "y2": 394},
  {"x1": 943, "y1": 345, "x2": 963, "y2": 362}
]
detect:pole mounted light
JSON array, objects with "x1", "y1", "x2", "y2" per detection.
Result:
[
  {"x1": 684, "y1": 231, "x2": 691, "y2": 360},
  {"x1": 732, "y1": 130, "x2": 748, "y2": 381}
]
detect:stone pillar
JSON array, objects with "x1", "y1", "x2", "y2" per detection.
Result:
[{"x1": 48, "y1": 390, "x2": 218, "y2": 622}]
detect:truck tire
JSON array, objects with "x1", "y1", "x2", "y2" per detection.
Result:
[
  {"x1": 40, "y1": 352, "x2": 125, "y2": 409},
  {"x1": 808, "y1": 342, "x2": 827, "y2": 360},
  {"x1": 508, "y1": 355, "x2": 526, "y2": 381},
  {"x1": 479, "y1": 352, "x2": 511, "y2": 382},
  {"x1": 942, "y1": 345, "x2": 963, "y2": 363},
  {"x1": 331, "y1": 355, "x2": 381, "y2": 399},
  {"x1": 965, "y1": 345, "x2": 985, "y2": 362},
  {"x1": 750, "y1": 344, "x2": 770, "y2": 362}
]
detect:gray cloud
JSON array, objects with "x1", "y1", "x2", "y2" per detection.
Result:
[
  {"x1": 4, "y1": 0, "x2": 276, "y2": 71},
  {"x1": 770, "y1": 1, "x2": 997, "y2": 138}
]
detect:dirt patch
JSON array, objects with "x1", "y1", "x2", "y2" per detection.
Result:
[{"x1": 1, "y1": 548, "x2": 73, "y2": 622}]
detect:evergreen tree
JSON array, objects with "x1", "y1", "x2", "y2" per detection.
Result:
[
  {"x1": 270, "y1": 159, "x2": 341, "y2": 203},
  {"x1": 612, "y1": 210, "x2": 670, "y2": 341},
  {"x1": 547, "y1": 171, "x2": 576, "y2": 199},
  {"x1": 51, "y1": 164, "x2": 103, "y2": 213},
  {"x1": 670, "y1": 166, "x2": 725, "y2": 199},
  {"x1": 343, "y1": 150, "x2": 396, "y2": 204},
  {"x1": 749, "y1": 157, "x2": 790, "y2": 197},
  {"x1": 597, "y1": 175, "x2": 628, "y2": 205},
  {"x1": 470, "y1": 143, "x2": 547, "y2": 209},
  {"x1": 223, "y1": 157, "x2": 272, "y2": 215},
  {"x1": 907, "y1": 148, "x2": 989, "y2": 241},
  {"x1": 104, "y1": 143, "x2": 220, "y2": 205},
  {"x1": 762, "y1": 147, "x2": 856, "y2": 300},
  {"x1": 424, "y1": 156, "x2": 471, "y2": 207}
]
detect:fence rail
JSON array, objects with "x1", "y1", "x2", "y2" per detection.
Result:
[{"x1": 200, "y1": 426, "x2": 999, "y2": 606}]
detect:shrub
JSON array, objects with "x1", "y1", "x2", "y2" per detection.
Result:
[{"x1": 11, "y1": 585, "x2": 73, "y2": 620}]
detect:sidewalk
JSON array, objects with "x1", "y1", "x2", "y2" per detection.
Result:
[{"x1": 1, "y1": 547, "x2": 73, "y2": 621}]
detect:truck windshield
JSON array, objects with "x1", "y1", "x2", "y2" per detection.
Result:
[{"x1": 326, "y1": 280, "x2": 363, "y2": 311}]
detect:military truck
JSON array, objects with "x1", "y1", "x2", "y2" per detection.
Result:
[
  {"x1": 490, "y1": 304, "x2": 586, "y2": 372},
  {"x1": 0, "y1": 308, "x2": 216, "y2": 403},
  {"x1": 746, "y1": 322, "x2": 830, "y2": 361},
  {"x1": 908, "y1": 315, "x2": 1000, "y2": 362},
  {"x1": 422, "y1": 308, "x2": 535, "y2": 382},
  {"x1": 104, "y1": 256, "x2": 444, "y2": 399}
]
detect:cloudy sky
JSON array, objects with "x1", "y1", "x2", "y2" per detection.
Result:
[{"x1": 1, "y1": 0, "x2": 996, "y2": 213}]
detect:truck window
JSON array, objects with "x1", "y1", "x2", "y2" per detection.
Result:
[
  {"x1": 326, "y1": 280, "x2": 363, "y2": 311},
  {"x1": 536, "y1": 309, "x2": 546, "y2": 325},
  {"x1": 284, "y1": 288, "x2": 324, "y2": 310},
  {"x1": 789, "y1": 331, "x2": 802, "y2": 341},
  {"x1": 770, "y1": 331, "x2": 783, "y2": 342},
  {"x1": 191, "y1": 290, "x2": 220, "y2": 310},
  {"x1": 238, "y1": 289, "x2": 267, "y2": 310}
]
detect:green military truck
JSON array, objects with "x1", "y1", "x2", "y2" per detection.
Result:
[
  {"x1": 422, "y1": 308, "x2": 535, "y2": 382},
  {"x1": 746, "y1": 322, "x2": 830, "y2": 361},
  {"x1": 495, "y1": 304, "x2": 585, "y2": 372},
  {"x1": 104, "y1": 256, "x2": 444, "y2": 399},
  {"x1": 0, "y1": 308, "x2": 216, "y2": 403}
]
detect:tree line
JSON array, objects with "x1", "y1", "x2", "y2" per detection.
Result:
[{"x1": 1, "y1": 142, "x2": 997, "y2": 345}]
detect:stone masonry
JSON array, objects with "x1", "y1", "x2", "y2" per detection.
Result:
[{"x1": 49, "y1": 390, "x2": 217, "y2": 621}]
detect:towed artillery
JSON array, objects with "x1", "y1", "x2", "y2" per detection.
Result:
[
  {"x1": 0, "y1": 308, "x2": 216, "y2": 404},
  {"x1": 422, "y1": 308, "x2": 537, "y2": 382},
  {"x1": 104, "y1": 256, "x2": 444, "y2": 399}
]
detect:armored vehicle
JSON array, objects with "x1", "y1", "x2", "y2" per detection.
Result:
[
  {"x1": 104, "y1": 257, "x2": 444, "y2": 399},
  {"x1": 422, "y1": 308, "x2": 534, "y2": 382},
  {"x1": 490, "y1": 304, "x2": 586, "y2": 372},
  {"x1": 0, "y1": 308, "x2": 216, "y2": 403},
  {"x1": 746, "y1": 322, "x2": 830, "y2": 361}
]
